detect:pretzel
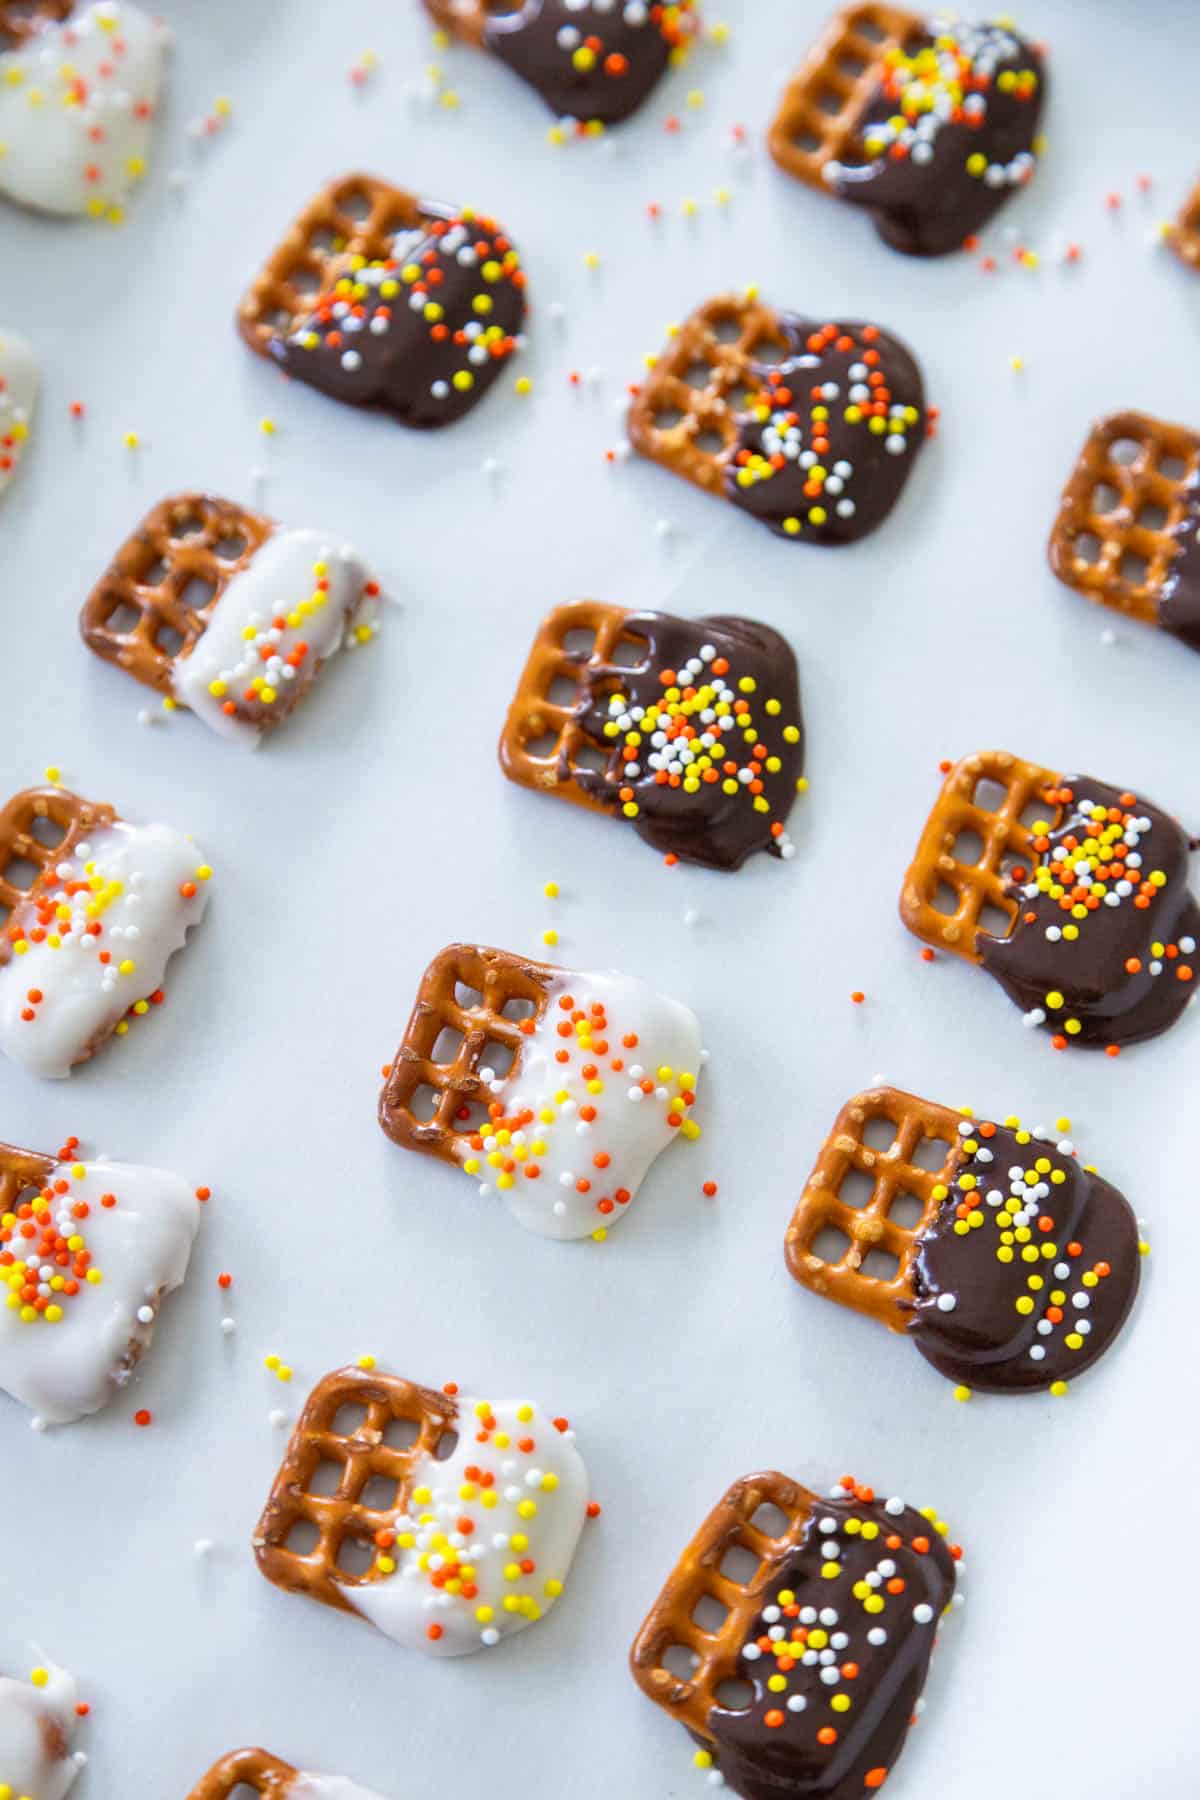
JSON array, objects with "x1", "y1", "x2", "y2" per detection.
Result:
[
  {"x1": 238, "y1": 173, "x2": 526, "y2": 428},
  {"x1": 1047, "y1": 410, "x2": 1200, "y2": 646},
  {"x1": 768, "y1": 10, "x2": 1045, "y2": 256},
  {"x1": 254, "y1": 1363, "x2": 457, "y2": 1620},
  {"x1": 631, "y1": 1468, "x2": 960, "y2": 1794},
  {"x1": 0, "y1": 1137, "x2": 55, "y2": 1217},
  {"x1": 0, "y1": 1, "x2": 73, "y2": 51},
  {"x1": 187, "y1": 1749, "x2": 299, "y2": 1799},
  {"x1": 784, "y1": 1087, "x2": 962, "y2": 1330},
  {"x1": 0, "y1": 786, "x2": 115, "y2": 932},
  {"x1": 379, "y1": 943, "x2": 557, "y2": 1163},
  {"x1": 1168, "y1": 179, "x2": 1200, "y2": 271}
]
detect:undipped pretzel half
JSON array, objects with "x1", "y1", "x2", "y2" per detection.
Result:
[
  {"x1": 631, "y1": 1468, "x2": 960, "y2": 1797},
  {"x1": 238, "y1": 173, "x2": 526, "y2": 428},
  {"x1": 379, "y1": 943, "x2": 703, "y2": 1239},
  {"x1": 1047, "y1": 410, "x2": 1200, "y2": 651},
  {"x1": 784, "y1": 1086, "x2": 1143, "y2": 1394},
  {"x1": 768, "y1": 7, "x2": 1046, "y2": 256},
  {"x1": 187, "y1": 1748, "x2": 390, "y2": 1799},
  {"x1": 899, "y1": 750, "x2": 1199, "y2": 1047}
]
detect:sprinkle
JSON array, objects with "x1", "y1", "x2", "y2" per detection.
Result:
[{"x1": 134, "y1": 1409, "x2": 152, "y2": 1427}]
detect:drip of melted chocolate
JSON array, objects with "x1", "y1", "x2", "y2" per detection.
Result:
[
  {"x1": 908, "y1": 1124, "x2": 1141, "y2": 1392},
  {"x1": 484, "y1": 0, "x2": 693, "y2": 124},
  {"x1": 268, "y1": 211, "x2": 525, "y2": 428},
  {"x1": 725, "y1": 319, "x2": 926, "y2": 546},
  {"x1": 978, "y1": 776, "x2": 1200, "y2": 1046},
  {"x1": 703, "y1": 1493, "x2": 957, "y2": 1799},
  {"x1": 829, "y1": 22, "x2": 1046, "y2": 257},
  {"x1": 562, "y1": 612, "x2": 804, "y2": 870},
  {"x1": 1159, "y1": 474, "x2": 1200, "y2": 650}
]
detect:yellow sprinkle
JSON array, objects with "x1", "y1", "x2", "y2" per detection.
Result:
[
  {"x1": 123, "y1": 431, "x2": 139, "y2": 449},
  {"x1": 357, "y1": 1354, "x2": 376, "y2": 1370},
  {"x1": 43, "y1": 764, "x2": 60, "y2": 784},
  {"x1": 260, "y1": 418, "x2": 277, "y2": 435},
  {"x1": 30, "y1": 1667, "x2": 49, "y2": 1688},
  {"x1": 515, "y1": 376, "x2": 533, "y2": 396},
  {"x1": 1009, "y1": 355, "x2": 1024, "y2": 372},
  {"x1": 1050, "y1": 1380, "x2": 1068, "y2": 1398},
  {"x1": 583, "y1": 251, "x2": 601, "y2": 269},
  {"x1": 953, "y1": 1385, "x2": 971, "y2": 1403}
]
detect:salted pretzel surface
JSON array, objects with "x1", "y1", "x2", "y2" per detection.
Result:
[
  {"x1": 79, "y1": 494, "x2": 275, "y2": 698},
  {"x1": 1047, "y1": 411, "x2": 1200, "y2": 628},
  {"x1": 499, "y1": 600, "x2": 648, "y2": 810},
  {"x1": 0, "y1": 1, "x2": 72, "y2": 49},
  {"x1": 1168, "y1": 180, "x2": 1200, "y2": 271},
  {"x1": 631, "y1": 1471, "x2": 817, "y2": 1739},
  {"x1": 187, "y1": 1748, "x2": 299, "y2": 1799},
  {"x1": 768, "y1": 3, "x2": 921, "y2": 191},
  {"x1": 254, "y1": 1364, "x2": 458, "y2": 1618},
  {"x1": 899, "y1": 750, "x2": 1061, "y2": 962},
  {"x1": 784, "y1": 1087, "x2": 964, "y2": 1330},
  {"x1": 628, "y1": 295, "x2": 792, "y2": 497},
  {"x1": 238, "y1": 174, "x2": 447, "y2": 359},
  {"x1": 378, "y1": 943, "x2": 558, "y2": 1161},
  {"x1": 0, "y1": 786, "x2": 115, "y2": 933}
]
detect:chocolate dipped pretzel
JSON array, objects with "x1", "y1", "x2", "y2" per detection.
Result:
[
  {"x1": 499, "y1": 601, "x2": 804, "y2": 868},
  {"x1": 422, "y1": 0, "x2": 699, "y2": 125},
  {"x1": 630, "y1": 295, "x2": 928, "y2": 543},
  {"x1": 900, "y1": 750, "x2": 1199, "y2": 1048},
  {"x1": 379, "y1": 943, "x2": 703, "y2": 1239},
  {"x1": 1048, "y1": 410, "x2": 1200, "y2": 652},
  {"x1": 238, "y1": 173, "x2": 526, "y2": 428},
  {"x1": 254, "y1": 1363, "x2": 591, "y2": 1656},
  {"x1": 188, "y1": 1747, "x2": 389, "y2": 1799},
  {"x1": 768, "y1": 7, "x2": 1045, "y2": 256},
  {"x1": 785, "y1": 1087, "x2": 1144, "y2": 1397},
  {"x1": 631, "y1": 1469, "x2": 961, "y2": 1798}
]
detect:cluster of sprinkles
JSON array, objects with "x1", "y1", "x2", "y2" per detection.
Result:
[
  {"x1": 461, "y1": 988, "x2": 700, "y2": 1239},
  {"x1": 203, "y1": 559, "x2": 380, "y2": 718},
  {"x1": 1, "y1": 1160, "x2": 115, "y2": 1326},
  {"x1": 543, "y1": 1, "x2": 698, "y2": 133},
  {"x1": 366, "y1": 1392, "x2": 582, "y2": 1649},
  {"x1": 0, "y1": 358, "x2": 31, "y2": 486},
  {"x1": 938, "y1": 1110, "x2": 1150, "y2": 1397},
  {"x1": 733, "y1": 325, "x2": 923, "y2": 536},
  {"x1": 285, "y1": 212, "x2": 524, "y2": 407},
  {"x1": 1010, "y1": 786, "x2": 1194, "y2": 1044},
  {"x1": 599, "y1": 640, "x2": 802, "y2": 857},
  {"x1": 827, "y1": 19, "x2": 1039, "y2": 193},
  {"x1": 693, "y1": 1479, "x2": 961, "y2": 1787}
]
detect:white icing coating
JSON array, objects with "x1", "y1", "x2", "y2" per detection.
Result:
[
  {"x1": 290, "y1": 1778, "x2": 390, "y2": 1800},
  {"x1": 0, "y1": 328, "x2": 37, "y2": 498},
  {"x1": 0, "y1": 818, "x2": 211, "y2": 1079},
  {"x1": 460, "y1": 968, "x2": 703, "y2": 1239},
  {"x1": 172, "y1": 528, "x2": 379, "y2": 744},
  {"x1": 348, "y1": 1395, "x2": 589, "y2": 1657},
  {"x1": 0, "y1": 1661, "x2": 82, "y2": 1799},
  {"x1": 0, "y1": 1159, "x2": 198, "y2": 1424},
  {"x1": 0, "y1": 3, "x2": 169, "y2": 219}
]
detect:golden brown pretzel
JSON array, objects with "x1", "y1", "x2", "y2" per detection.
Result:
[
  {"x1": 898, "y1": 750, "x2": 1062, "y2": 962},
  {"x1": 498, "y1": 600, "x2": 638, "y2": 812},
  {"x1": 187, "y1": 1748, "x2": 299, "y2": 1799},
  {"x1": 784, "y1": 1087, "x2": 964, "y2": 1329},
  {"x1": 0, "y1": 1, "x2": 72, "y2": 50},
  {"x1": 767, "y1": 3, "x2": 921, "y2": 191},
  {"x1": 1047, "y1": 410, "x2": 1200, "y2": 628},
  {"x1": 253, "y1": 1364, "x2": 458, "y2": 1619},
  {"x1": 378, "y1": 944, "x2": 559, "y2": 1163},
  {"x1": 79, "y1": 494, "x2": 276, "y2": 699},
  {"x1": 421, "y1": 0, "x2": 488, "y2": 48},
  {"x1": 0, "y1": 786, "x2": 116, "y2": 944},
  {"x1": 628, "y1": 294, "x2": 791, "y2": 498},
  {"x1": 1168, "y1": 178, "x2": 1200, "y2": 271},
  {"x1": 0, "y1": 1138, "x2": 56, "y2": 1214}
]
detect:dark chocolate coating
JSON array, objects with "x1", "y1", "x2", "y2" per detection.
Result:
[
  {"x1": 831, "y1": 24, "x2": 1046, "y2": 257},
  {"x1": 908, "y1": 1124, "x2": 1141, "y2": 1393},
  {"x1": 978, "y1": 776, "x2": 1199, "y2": 1046},
  {"x1": 268, "y1": 211, "x2": 525, "y2": 428},
  {"x1": 705, "y1": 1493, "x2": 957, "y2": 1799},
  {"x1": 564, "y1": 612, "x2": 804, "y2": 869},
  {"x1": 1160, "y1": 475, "x2": 1200, "y2": 650},
  {"x1": 484, "y1": 0, "x2": 691, "y2": 125},
  {"x1": 726, "y1": 319, "x2": 926, "y2": 546}
]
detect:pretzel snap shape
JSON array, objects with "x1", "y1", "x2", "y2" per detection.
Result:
[
  {"x1": 629, "y1": 297, "x2": 928, "y2": 543},
  {"x1": 378, "y1": 943, "x2": 703, "y2": 1239},
  {"x1": 1167, "y1": 177, "x2": 1200, "y2": 271},
  {"x1": 422, "y1": 0, "x2": 699, "y2": 125},
  {"x1": 499, "y1": 601, "x2": 804, "y2": 869},
  {"x1": 187, "y1": 1748, "x2": 390, "y2": 1799},
  {"x1": 0, "y1": 3, "x2": 169, "y2": 219},
  {"x1": 0, "y1": 1658, "x2": 84, "y2": 1798},
  {"x1": 1047, "y1": 410, "x2": 1200, "y2": 652},
  {"x1": 253, "y1": 1364, "x2": 592, "y2": 1656},
  {"x1": 785, "y1": 1087, "x2": 1143, "y2": 1395},
  {"x1": 238, "y1": 174, "x2": 526, "y2": 429},
  {"x1": 899, "y1": 750, "x2": 1200, "y2": 1048},
  {"x1": 79, "y1": 494, "x2": 382, "y2": 742},
  {"x1": 0, "y1": 1140, "x2": 199, "y2": 1424},
  {"x1": 768, "y1": 8, "x2": 1046, "y2": 256},
  {"x1": 0, "y1": 327, "x2": 37, "y2": 500},
  {"x1": 0, "y1": 785, "x2": 212, "y2": 1078},
  {"x1": 631, "y1": 1469, "x2": 960, "y2": 1797}
]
